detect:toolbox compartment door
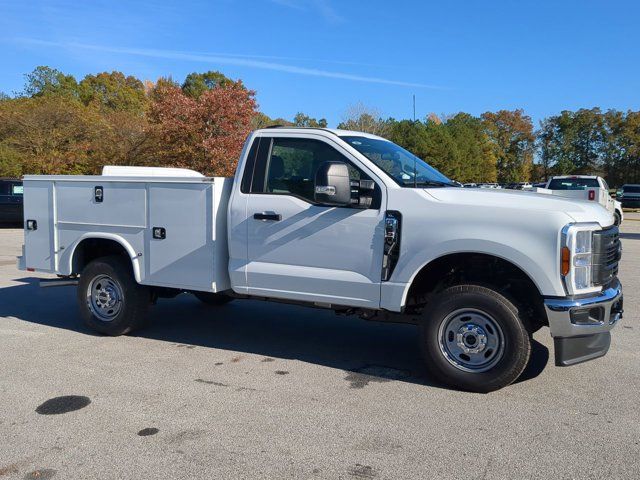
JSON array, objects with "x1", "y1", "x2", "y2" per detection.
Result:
[
  {"x1": 23, "y1": 181, "x2": 55, "y2": 271},
  {"x1": 145, "y1": 182, "x2": 216, "y2": 291}
]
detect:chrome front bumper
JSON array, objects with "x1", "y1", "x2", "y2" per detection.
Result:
[{"x1": 544, "y1": 280, "x2": 623, "y2": 366}]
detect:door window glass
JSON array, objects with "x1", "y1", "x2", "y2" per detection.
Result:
[{"x1": 264, "y1": 138, "x2": 361, "y2": 203}]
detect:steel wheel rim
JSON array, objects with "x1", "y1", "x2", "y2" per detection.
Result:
[
  {"x1": 86, "y1": 274, "x2": 124, "y2": 322},
  {"x1": 437, "y1": 308, "x2": 505, "y2": 373}
]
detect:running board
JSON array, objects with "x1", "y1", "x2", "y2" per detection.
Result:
[{"x1": 39, "y1": 278, "x2": 79, "y2": 288}]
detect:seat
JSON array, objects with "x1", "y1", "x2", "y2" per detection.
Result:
[{"x1": 267, "y1": 155, "x2": 289, "y2": 193}]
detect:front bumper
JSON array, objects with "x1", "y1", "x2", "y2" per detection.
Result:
[{"x1": 544, "y1": 280, "x2": 623, "y2": 366}]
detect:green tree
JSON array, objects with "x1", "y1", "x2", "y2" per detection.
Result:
[
  {"x1": 538, "y1": 108, "x2": 606, "y2": 177},
  {"x1": 78, "y1": 71, "x2": 147, "y2": 114},
  {"x1": 446, "y1": 113, "x2": 497, "y2": 182},
  {"x1": 23, "y1": 66, "x2": 79, "y2": 98},
  {"x1": 603, "y1": 110, "x2": 640, "y2": 186},
  {"x1": 482, "y1": 109, "x2": 535, "y2": 183},
  {"x1": 251, "y1": 112, "x2": 293, "y2": 129},
  {"x1": 293, "y1": 112, "x2": 328, "y2": 128},
  {"x1": 181, "y1": 71, "x2": 234, "y2": 99},
  {"x1": 0, "y1": 143, "x2": 22, "y2": 177}
]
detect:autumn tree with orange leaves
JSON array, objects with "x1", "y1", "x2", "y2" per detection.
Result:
[{"x1": 149, "y1": 80, "x2": 257, "y2": 176}]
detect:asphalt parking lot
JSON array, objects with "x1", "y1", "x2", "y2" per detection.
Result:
[{"x1": 1, "y1": 218, "x2": 639, "y2": 480}]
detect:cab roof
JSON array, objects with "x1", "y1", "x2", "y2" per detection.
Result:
[{"x1": 254, "y1": 126, "x2": 387, "y2": 141}]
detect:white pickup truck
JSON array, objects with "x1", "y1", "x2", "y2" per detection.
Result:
[
  {"x1": 546, "y1": 175, "x2": 624, "y2": 225},
  {"x1": 17, "y1": 128, "x2": 623, "y2": 392}
]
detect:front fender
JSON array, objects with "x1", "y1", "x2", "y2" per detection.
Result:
[{"x1": 395, "y1": 240, "x2": 563, "y2": 309}]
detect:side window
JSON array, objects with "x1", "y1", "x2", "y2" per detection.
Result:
[
  {"x1": 248, "y1": 137, "x2": 380, "y2": 208},
  {"x1": 240, "y1": 138, "x2": 261, "y2": 194},
  {"x1": 264, "y1": 138, "x2": 362, "y2": 203}
]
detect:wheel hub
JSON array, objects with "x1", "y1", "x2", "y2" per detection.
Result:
[
  {"x1": 87, "y1": 274, "x2": 123, "y2": 322},
  {"x1": 437, "y1": 308, "x2": 505, "y2": 373},
  {"x1": 456, "y1": 323, "x2": 488, "y2": 354}
]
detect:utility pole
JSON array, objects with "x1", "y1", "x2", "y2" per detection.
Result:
[{"x1": 413, "y1": 94, "x2": 416, "y2": 122}]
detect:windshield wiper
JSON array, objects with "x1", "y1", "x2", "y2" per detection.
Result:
[{"x1": 413, "y1": 180, "x2": 459, "y2": 188}]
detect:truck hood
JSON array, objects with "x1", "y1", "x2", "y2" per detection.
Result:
[{"x1": 425, "y1": 188, "x2": 614, "y2": 227}]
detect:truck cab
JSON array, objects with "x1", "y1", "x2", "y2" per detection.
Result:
[{"x1": 17, "y1": 128, "x2": 624, "y2": 392}]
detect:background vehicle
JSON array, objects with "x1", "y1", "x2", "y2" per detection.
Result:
[
  {"x1": 545, "y1": 175, "x2": 623, "y2": 225},
  {"x1": 618, "y1": 184, "x2": 640, "y2": 209},
  {"x1": 17, "y1": 128, "x2": 622, "y2": 392},
  {"x1": 505, "y1": 182, "x2": 532, "y2": 190},
  {"x1": 0, "y1": 179, "x2": 24, "y2": 224}
]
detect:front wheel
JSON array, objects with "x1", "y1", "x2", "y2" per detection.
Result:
[
  {"x1": 614, "y1": 211, "x2": 622, "y2": 226},
  {"x1": 419, "y1": 284, "x2": 531, "y2": 393},
  {"x1": 77, "y1": 255, "x2": 151, "y2": 336}
]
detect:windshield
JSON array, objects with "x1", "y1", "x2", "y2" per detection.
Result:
[
  {"x1": 548, "y1": 178, "x2": 599, "y2": 190},
  {"x1": 623, "y1": 185, "x2": 640, "y2": 193},
  {"x1": 341, "y1": 136, "x2": 455, "y2": 187}
]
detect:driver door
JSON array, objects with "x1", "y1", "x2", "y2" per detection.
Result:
[{"x1": 244, "y1": 135, "x2": 385, "y2": 308}]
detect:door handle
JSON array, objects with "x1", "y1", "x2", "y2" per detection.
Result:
[{"x1": 253, "y1": 212, "x2": 281, "y2": 221}]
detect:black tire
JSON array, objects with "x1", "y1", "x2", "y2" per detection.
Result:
[
  {"x1": 77, "y1": 255, "x2": 150, "y2": 336},
  {"x1": 193, "y1": 291, "x2": 234, "y2": 306},
  {"x1": 614, "y1": 211, "x2": 622, "y2": 226},
  {"x1": 419, "y1": 284, "x2": 531, "y2": 393}
]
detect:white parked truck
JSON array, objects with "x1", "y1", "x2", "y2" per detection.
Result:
[
  {"x1": 17, "y1": 128, "x2": 624, "y2": 392},
  {"x1": 546, "y1": 175, "x2": 624, "y2": 225}
]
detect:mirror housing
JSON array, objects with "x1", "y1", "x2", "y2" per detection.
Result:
[{"x1": 314, "y1": 161, "x2": 352, "y2": 206}]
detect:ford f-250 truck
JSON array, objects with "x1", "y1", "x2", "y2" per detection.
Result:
[
  {"x1": 17, "y1": 127, "x2": 624, "y2": 392},
  {"x1": 545, "y1": 175, "x2": 624, "y2": 225}
]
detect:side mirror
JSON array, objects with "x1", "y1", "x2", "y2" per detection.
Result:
[{"x1": 314, "y1": 161, "x2": 352, "y2": 207}]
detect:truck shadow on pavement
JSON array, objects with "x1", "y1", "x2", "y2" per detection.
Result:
[
  {"x1": 620, "y1": 232, "x2": 640, "y2": 240},
  {"x1": 0, "y1": 277, "x2": 549, "y2": 391}
]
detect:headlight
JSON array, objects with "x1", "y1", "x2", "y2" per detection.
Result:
[{"x1": 561, "y1": 223, "x2": 601, "y2": 295}]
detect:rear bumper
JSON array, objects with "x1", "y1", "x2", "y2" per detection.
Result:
[{"x1": 544, "y1": 280, "x2": 623, "y2": 366}]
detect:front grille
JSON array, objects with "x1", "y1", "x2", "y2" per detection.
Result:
[{"x1": 592, "y1": 226, "x2": 621, "y2": 287}]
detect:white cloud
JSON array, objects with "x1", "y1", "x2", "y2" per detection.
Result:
[
  {"x1": 270, "y1": 0, "x2": 345, "y2": 24},
  {"x1": 16, "y1": 38, "x2": 443, "y2": 89}
]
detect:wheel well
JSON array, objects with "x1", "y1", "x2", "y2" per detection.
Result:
[
  {"x1": 405, "y1": 253, "x2": 547, "y2": 331},
  {"x1": 72, "y1": 238, "x2": 131, "y2": 275}
]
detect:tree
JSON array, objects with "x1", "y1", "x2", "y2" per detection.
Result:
[
  {"x1": 181, "y1": 71, "x2": 234, "y2": 99},
  {"x1": 0, "y1": 95, "x2": 104, "y2": 175},
  {"x1": 445, "y1": 113, "x2": 497, "y2": 183},
  {"x1": 538, "y1": 108, "x2": 606, "y2": 178},
  {"x1": 23, "y1": 66, "x2": 79, "y2": 99},
  {"x1": 251, "y1": 112, "x2": 293, "y2": 129},
  {"x1": 78, "y1": 71, "x2": 148, "y2": 114},
  {"x1": 0, "y1": 143, "x2": 22, "y2": 177},
  {"x1": 482, "y1": 110, "x2": 535, "y2": 183},
  {"x1": 338, "y1": 102, "x2": 388, "y2": 135},
  {"x1": 603, "y1": 110, "x2": 640, "y2": 186},
  {"x1": 149, "y1": 81, "x2": 257, "y2": 176},
  {"x1": 293, "y1": 112, "x2": 328, "y2": 128}
]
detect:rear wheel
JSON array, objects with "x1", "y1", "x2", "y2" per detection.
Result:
[
  {"x1": 419, "y1": 284, "x2": 531, "y2": 392},
  {"x1": 193, "y1": 291, "x2": 234, "y2": 306},
  {"x1": 78, "y1": 255, "x2": 150, "y2": 336}
]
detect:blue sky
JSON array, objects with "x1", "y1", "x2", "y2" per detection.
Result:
[{"x1": 1, "y1": 0, "x2": 639, "y2": 126}]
